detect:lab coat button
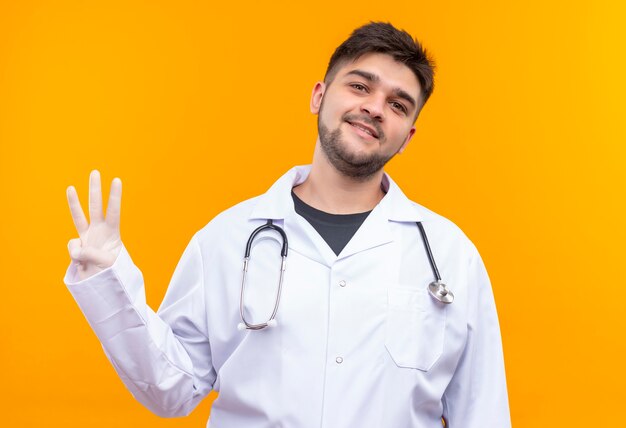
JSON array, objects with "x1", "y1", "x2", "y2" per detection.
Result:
[
  {"x1": 339, "y1": 280, "x2": 346, "y2": 287},
  {"x1": 335, "y1": 357, "x2": 344, "y2": 364}
]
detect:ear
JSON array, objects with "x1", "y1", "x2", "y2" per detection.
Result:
[
  {"x1": 310, "y1": 82, "x2": 326, "y2": 114},
  {"x1": 397, "y1": 126, "x2": 416, "y2": 154}
]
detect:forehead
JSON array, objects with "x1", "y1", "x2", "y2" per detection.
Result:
[{"x1": 335, "y1": 53, "x2": 422, "y2": 101}]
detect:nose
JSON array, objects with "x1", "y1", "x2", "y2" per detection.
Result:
[{"x1": 360, "y1": 95, "x2": 385, "y2": 121}]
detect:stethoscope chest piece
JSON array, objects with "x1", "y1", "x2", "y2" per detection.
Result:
[{"x1": 428, "y1": 280, "x2": 454, "y2": 304}]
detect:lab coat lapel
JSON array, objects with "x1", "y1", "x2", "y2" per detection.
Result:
[
  {"x1": 284, "y1": 210, "x2": 337, "y2": 267},
  {"x1": 336, "y1": 205, "x2": 393, "y2": 260},
  {"x1": 249, "y1": 165, "x2": 336, "y2": 267},
  {"x1": 336, "y1": 173, "x2": 423, "y2": 260}
]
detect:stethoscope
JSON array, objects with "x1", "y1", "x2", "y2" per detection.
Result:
[{"x1": 238, "y1": 220, "x2": 453, "y2": 331}]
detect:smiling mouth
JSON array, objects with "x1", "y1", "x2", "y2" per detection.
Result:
[{"x1": 346, "y1": 121, "x2": 379, "y2": 139}]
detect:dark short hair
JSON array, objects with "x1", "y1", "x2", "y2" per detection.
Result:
[{"x1": 324, "y1": 22, "x2": 435, "y2": 106}]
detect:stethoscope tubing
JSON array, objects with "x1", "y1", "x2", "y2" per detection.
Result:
[
  {"x1": 416, "y1": 221, "x2": 442, "y2": 282},
  {"x1": 240, "y1": 220, "x2": 288, "y2": 330},
  {"x1": 239, "y1": 219, "x2": 453, "y2": 330}
]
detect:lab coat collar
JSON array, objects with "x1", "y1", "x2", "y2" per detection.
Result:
[
  {"x1": 249, "y1": 165, "x2": 424, "y2": 224},
  {"x1": 248, "y1": 165, "x2": 311, "y2": 221},
  {"x1": 249, "y1": 165, "x2": 424, "y2": 266}
]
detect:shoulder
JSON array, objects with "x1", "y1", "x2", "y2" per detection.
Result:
[
  {"x1": 193, "y1": 195, "x2": 261, "y2": 242},
  {"x1": 384, "y1": 174, "x2": 480, "y2": 258},
  {"x1": 410, "y1": 200, "x2": 481, "y2": 259},
  {"x1": 181, "y1": 195, "x2": 270, "y2": 265}
]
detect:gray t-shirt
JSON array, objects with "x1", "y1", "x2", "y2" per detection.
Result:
[{"x1": 291, "y1": 190, "x2": 372, "y2": 256}]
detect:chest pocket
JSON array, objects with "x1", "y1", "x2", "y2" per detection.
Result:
[{"x1": 385, "y1": 286, "x2": 447, "y2": 371}]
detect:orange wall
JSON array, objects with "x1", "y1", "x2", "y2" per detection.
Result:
[{"x1": 1, "y1": 1, "x2": 624, "y2": 426}]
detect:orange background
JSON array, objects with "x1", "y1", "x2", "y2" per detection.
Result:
[{"x1": 1, "y1": 1, "x2": 624, "y2": 426}]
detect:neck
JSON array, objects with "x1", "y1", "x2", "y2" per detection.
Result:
[{"x1": 293, "y1": 142, "x2": 386, "y2": 214}]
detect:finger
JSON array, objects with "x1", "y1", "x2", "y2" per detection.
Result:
[
  {"x1": 89, "y1": 170, "x2": 104, "y2": 222},
  {"x1": 66, "y1": 186, "x2": 89, "y2": 236},
  {"x1": 105, "y1": 177, "x2": 122, "y2": 229},
  {"x1": 67, "y1": 238, "x2": 82, "y2": 260}
]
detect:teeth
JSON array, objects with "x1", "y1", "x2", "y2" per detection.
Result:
[{"x1": 351, "y1": 123, "x2": 374, "y2": 137}]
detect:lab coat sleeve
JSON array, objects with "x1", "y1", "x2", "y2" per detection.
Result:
[
  {"x1": 64, "y1": 236, "x2": 215, "y2": 417},
  {"x1": 441, "y1": 249, "x2": 511, "y2": 427}
]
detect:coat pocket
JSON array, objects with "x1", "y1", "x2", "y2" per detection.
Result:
[{"x1": 385, "y1": 286, "x2": 447, "y2": 371}]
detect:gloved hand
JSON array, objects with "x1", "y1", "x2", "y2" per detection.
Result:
[{"x1": 66, "y1": 170, "x2": 123, "y2": 281}]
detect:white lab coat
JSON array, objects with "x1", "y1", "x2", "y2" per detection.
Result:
[{"x1": 65, "y1": 165, "x2": 511, "y2": 427}]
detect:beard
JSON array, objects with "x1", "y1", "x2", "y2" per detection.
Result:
[{"x1": 318, "y1": 113, "x2": 394, "y2": 182}]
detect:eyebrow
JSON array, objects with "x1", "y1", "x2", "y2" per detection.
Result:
[{"x1": 344, "y1": 69, "x2": 418, "y2": 110}]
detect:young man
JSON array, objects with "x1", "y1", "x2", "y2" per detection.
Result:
[{"x1": 65, "y1": 22, "x2": 511, "y2": 427}]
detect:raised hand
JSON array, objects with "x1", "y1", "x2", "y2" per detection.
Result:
[{"x1": 66, "y1": 170, "x2": 124, "y2": 281}]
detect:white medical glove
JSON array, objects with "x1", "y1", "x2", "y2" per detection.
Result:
[{"x1": 66, "y1": 170, "x2": 123, "y2": 281}]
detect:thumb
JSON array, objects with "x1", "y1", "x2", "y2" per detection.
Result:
[
  {"x1": 79, "y1": 246, "x2": 118, "y2": 268},
  {"x1": 67, "y1": 238, "x2": 82, "y2": 261},
  {"x1": 67, "y1": 239, "x2": 118, "y2": 268}
]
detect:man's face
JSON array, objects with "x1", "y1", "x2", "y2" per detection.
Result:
[{"x1": 311, "y1": 53, "x2": 422, "y2": 180}]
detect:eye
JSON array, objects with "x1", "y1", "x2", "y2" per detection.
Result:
[
  {"x1": 350, "y1": 83, "x2": 368, "y2": 92},
  {"x1": 390, "y1": 101, "x2": 407, "y2": 114}
]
